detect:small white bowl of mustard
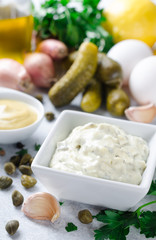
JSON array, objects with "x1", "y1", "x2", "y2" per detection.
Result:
[{"x1": 0, "y1": 87, "x2": 44, "y2": 144}]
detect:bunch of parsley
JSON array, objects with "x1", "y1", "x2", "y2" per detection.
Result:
[
  {"x1": 33, "y1": 0, "x2": 114, "y2": 52},
  {"x1": 93, "y1": 180, "x2": 156, "y2": 240}
]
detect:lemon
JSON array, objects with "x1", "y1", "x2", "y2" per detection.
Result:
[{"x1": 103, "y1": 0, "x2": 156, "y2": 47}]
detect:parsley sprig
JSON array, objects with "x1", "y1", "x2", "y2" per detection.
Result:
[
  {"x1": 147, "y1": 180, "x2": 156, "y2": 196},
  {"x1": 33, "y1": 0, "x2": 114, "y2": 52},
  {"x1": 94, "y1": 181, "x2": 156, "y2": 240},
  {"x1": 65, "y1": 222, "x2": 78, "y2": 232}
]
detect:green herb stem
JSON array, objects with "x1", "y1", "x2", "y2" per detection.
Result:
[{"x1": 136, "y1": 200, "x2": 156, "y2": 217}]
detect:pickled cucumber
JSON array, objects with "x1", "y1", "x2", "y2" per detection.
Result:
[
  {"x1": 67, "y1": 51, "x2": 123, "y2": 88},
  {"x1": 48, "y1": 42, "x2": 98, "y2": 107},
  {"x1": 96, "y1": 53, "x2": 123, "y2": 88},
  {"x1": 81, "y1": 79, "x2": 102, "y2": 112},
  {"x1": 106, "y1": 88, "x2": 130, "y2": 116}
]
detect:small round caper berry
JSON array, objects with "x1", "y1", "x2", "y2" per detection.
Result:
[
  {"x1": 5, "y1": 220, "x2": 19, "y2": 235},
  {"x1": 35, "y1": 94, "x2": 43, "y2": 103},
  {"x1": 45, "y1": 112, "x2": 55, "y2": 121},
  {"x1": 12, "y1": 190, "x2": 24, "y2": 207},
  {"x1": 10, "y1": 155, "x2": 21, "y2": 167},
  {"x1": 21, "y1": 175, "x2": 37, "y2": 188},
  {"x1": 78, "y1": 209, "x2": 93, "y2": 224},
  {"x1": 0, "y1": 176, "x2": 13, "y2": 189},
  {"x1": 4, "y1": 162, "x2": 16, "y2": 175},
  {"x1": 0, "y1": 148, "x2": 5, "y2": 156},
  {"x1": 16, "y1": 142, "x2": 24, "y2": 149},
  {"x1": 19, "y1": 154, "x2": 32, "y2": 166},
  {"x1": 19, "y1": 165, "x2": 32, "y2": 175}
]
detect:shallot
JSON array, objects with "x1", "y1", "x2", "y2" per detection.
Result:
[
  {"x1": 24, "y1": 53, "x2": 55, "y2": 88},
  {"x1": 0, "y1": 58, "x2": 33, "y2": 92},
  {"x1": 38, "y1": 39, "x2": 68, "y2": 60}
]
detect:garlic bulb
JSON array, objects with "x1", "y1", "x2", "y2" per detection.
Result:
[{"x1": 22, "y1": 192, "x2": 60, "y2": 223}]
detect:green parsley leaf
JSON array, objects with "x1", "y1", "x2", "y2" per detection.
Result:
[
  {"x1": 33, "y1": 0, "x2": 114, "y2": 52},
  {"x1": 34, "y1": 143, "x2": 41, "y2": 151},
  {"x1": 147, "y1": 180, "x2": 156, "y2": 196},
  {"x1": 65, "y1": 222, "x2": 78, "y2": 232},
  {"x1": 94, "y1": 209, "x2": 139, "y2": 240},
  {"x1": 16, "y1": 149, "x2": 28, "y2": 157},
  {"x1": 94, "y1": 224, "x2": 129, "y2": 240},
  {"x1": 59, "y1": 201, "x2": 64, "y2": 206},
  {"x1": 93, "y1": 179, "x2": 156, "y2": 240},
  {"x1": 139, "y1": 211, "x2": 156, "y2": 238}
]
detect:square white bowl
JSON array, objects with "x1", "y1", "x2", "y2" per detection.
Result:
[{"x1": 32, "y1": 110, "x2": 156, "y2": 211}]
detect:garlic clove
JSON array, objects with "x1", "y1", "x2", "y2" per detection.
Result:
[
  {"x1": 125, "y1": 103, "x2": 156, "y2": 123},
  {"x1": 21, "y1": 192, "x2": 60, "y2": 223}
]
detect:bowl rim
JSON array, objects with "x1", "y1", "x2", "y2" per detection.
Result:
[
  {"x1": 32, "y1": 110, "x2": 156, "y2": 191},
  {"x1": 0, "y1": 87, "x2": 44, "y2": 132}
]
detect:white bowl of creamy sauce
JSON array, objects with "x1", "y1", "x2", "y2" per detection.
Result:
[
  {"x1": 32, "y1": 110, "x2": 156, "y2": 210},
  {"x1": 0, "y1": 87, "x2": 44, "y2": 144},
  {"x1": 50, "y1": 122, "x2": 149, "y2": 185}
]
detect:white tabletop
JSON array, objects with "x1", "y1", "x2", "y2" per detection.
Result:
[{"x1": 0, "y1": 91, "x2": 156, "y2": 240}]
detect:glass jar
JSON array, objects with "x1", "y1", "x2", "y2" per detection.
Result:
[{"x1": 0, "y1": 0, "x2": 33, "y2": 63}]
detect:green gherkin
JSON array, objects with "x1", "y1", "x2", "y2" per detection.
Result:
[
  {"x1": 96, "y1": 53, "x2": 123, "y2": 88},
  {"x1": 106, "y1": 88, "x2": 130, "y2": 116},
  {"x1": 48, "y1": 42, "x2": 98, "y2": 107},
  {"x1": 81, "y1": 78, "x2": 102, "y2": 112}
]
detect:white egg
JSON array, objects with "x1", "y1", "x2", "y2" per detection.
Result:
[
  {"x1": 129, "y1": 56, "x2": 156, "y2": 105},
  {"x1": 107, "y1": 39, "x2": 153, "y2": 85}
]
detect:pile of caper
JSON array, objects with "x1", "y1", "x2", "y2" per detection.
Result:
[{"x1": 1, "y1": 142, "x2": 38, "y2": 236}]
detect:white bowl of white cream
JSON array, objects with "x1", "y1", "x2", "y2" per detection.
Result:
[
  {"x1": 0, "y1": 87, "x2": 44, "y2": 144},
  {"x1": 32, "y1": 110, "x2": 156, "y2": 211}
]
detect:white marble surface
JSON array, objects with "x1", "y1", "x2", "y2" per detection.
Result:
[{"x1": 0, "y1": 90, "x2": 156, "y2": 240}]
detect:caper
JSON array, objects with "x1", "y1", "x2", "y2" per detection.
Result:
[
  {"x1": 35, "y1": 94, "x2": 43, "y2": 103},
  {"x1": 78, "y1": 209, "x2": 93, "y2": 224},
  {"x1": 29, "y1": 157, "x2": 34, "y2": 166},
  {"x1": 12, "y1": 190, "x2": 24, "y2": 207},
  {"x1": 19, "y1": 154, "x2": 32, "y2": 166},
  {"x1": 10, "y1": 155, "x2": 21, "y2": 167},
  {"x1": 19, "y1": 165, "x2": 32, "y2": 175},
  {"x1": 21, "y1": 175, "x2": 37, "y2": 188},
  {"x1": 16, "y1": 142, "x2": 24, "y2": 149},
  {"x1": 4, "y1": 162, "x2": 16, "y2": 175},
  {"x1": 45, "y1": 112, "x2": 55, "y2": 121},
  {"x1": 0, "y1": 176, "x2": 13, "y2": 189},
  {"x1": 0, "y1": 148, "x2": 5, "y2": 156},
  {"x1": 5, "y1": 220, "x2": 19, "y2": 235}
]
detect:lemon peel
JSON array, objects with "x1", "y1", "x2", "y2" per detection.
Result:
[{"x1": 103, "y1": 0, "x2": 156, "y2": 47}]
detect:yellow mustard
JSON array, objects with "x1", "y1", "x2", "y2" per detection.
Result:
[{"x1": 0, "y1": 99, "x2": 38, "y2": 130}]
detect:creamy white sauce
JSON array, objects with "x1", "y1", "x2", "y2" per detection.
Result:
[{"x1": 49, "y1": 122, "x2": 149, "y2": 185}]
